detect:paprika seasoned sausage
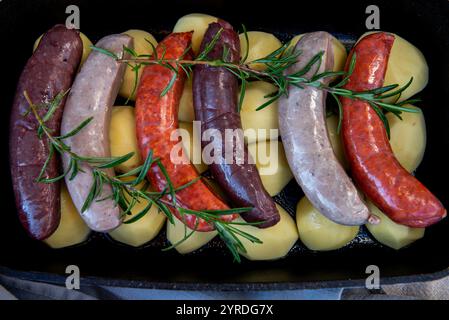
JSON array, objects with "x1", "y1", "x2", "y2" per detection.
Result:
[
  {"x1": 136, "y1": 32, "x2": 236, "y2": 232},
  {"x1": 341, "y1": 32, "x2": 446, "y2": 228}
]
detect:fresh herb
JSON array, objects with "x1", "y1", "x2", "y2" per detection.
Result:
[
  {"x1": 95, "y1": 29, "x2": 420, "y2": 136},
  {"x1": 24, "y1": 92, "x2": 259, "y2": 262}
]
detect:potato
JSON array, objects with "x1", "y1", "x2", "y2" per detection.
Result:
[
  {"x1": 366, "y1": 201, "x2": 425, "y2": 250},
  {"x1": 239, "y1": 31, "x2": 282, "y2": 71},
  {"x1": 110, "y1": 106, "x2": 142, "y2": 173},
  {"x1": 178, "y1": 121, "x2": 208, "y2": 174},
  {"x1": 44, "y1": 184, "x2": 90, "y2": 249},
  {"x1": 247, "y1": 141, "x2": 293, "y2": 196},
  {"x1": 326, "y1": 114, "x2": 348, "y2": 169},
  {"x1": 233, "y1": 204, "x2": 298, "y2": 261},
  {"x1": 119, "y1": 30, "x2": 158, "y2": 100},
  {"x1": 387, "y1": 104, "x2": 426, "y2": 172},
  {"x1": 359, "y1": 32, "x2": 428, "y2": 102},
  {"x1": 240, "y1": 81, "x2": 279, "y2": 143},
  {"x1": 109, "y1": 177, "x2": 166, "y2": 247},
  {"x1": 296, "y1": 196, "x2": 359, "y2": 251},
  {"x1": 34, "y1": 31, "x2": 93, "y2": 67},
  {"x1": 288, "y1": 34, "x2": 347, "y2": 72},
  {"x1": 179, "y1": 78, "x2": 195, "y2": 122},
  {"x1": 173, "y1": 13, "x2": 218, "y2": 54},
  {"x1": 166, "y1": 216, "x2": 218, "y2": 254}
]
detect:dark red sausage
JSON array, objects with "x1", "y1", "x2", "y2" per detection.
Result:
[
  {"x1": 9, "y1": 25, "x2": 83, "y2": 240},
  {"x1": 193, "y1": 21, "x2": 280, "y2": 228},
  {"x1": 135, "y1": 32, "x2": 237, "y2": 232},
  {"x1": 341, "y1": 32, "x2": 446, "y2": 228}
]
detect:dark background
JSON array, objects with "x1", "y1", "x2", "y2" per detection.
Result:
[{"x1": 0, "y1": 0, "x2": 448, "y2": 290}]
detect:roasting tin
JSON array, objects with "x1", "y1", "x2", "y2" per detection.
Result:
[{"x1": 0, "y1": 0, "x2": 448, "y2": 290}]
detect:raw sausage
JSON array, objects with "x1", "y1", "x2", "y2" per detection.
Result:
[
  {"x1": 341, "y1": 32, "x2": 446, "y2": 227},
  {"x1": 193, "y1": 21, "x2": 280, "y2": 228},
  {"x1": 136, "y1": 32, "x2": 236, "y2": 232},
  {"x1": 278, "y1": 31, "x2": 373, "y2": 226},
  {"x1": 61, "y1": 34, "x2": 132, "y2": 232},
  {"x1": 9, "y1": 25, "x2": 82, "y2": 240}
]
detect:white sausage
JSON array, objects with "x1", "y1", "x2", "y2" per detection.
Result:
[
  {"x1": 278, "y1": 32, "x2": 372, "y2": 225},
  {"x1": 61, "y1": 34, "x2": 132, "y2": 231}
]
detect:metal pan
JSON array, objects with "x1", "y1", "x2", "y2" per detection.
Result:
[{"x1": 0, "y1": 0, "x2": 448, "y2": 290}]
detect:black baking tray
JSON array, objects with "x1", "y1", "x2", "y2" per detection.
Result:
[{"x1": 1, "y1": 0, "x2": 449, "y2": 291}]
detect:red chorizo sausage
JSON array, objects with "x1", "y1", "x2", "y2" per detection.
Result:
[
  {"x1": 9, "y1": 25, "x2": 83, "y2": 240},
  {"x1": 193, "y1": 21, "x2": 280, "y2": 228},
  {"x1": 341, "y1": 32, "x2": 446, "y2": 228},
  {"x1": 135, "y1": 32, "x2": 236, "y2": 231}
]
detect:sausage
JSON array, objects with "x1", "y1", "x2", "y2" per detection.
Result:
[
  {"x1": 341, "y1": 32, "x2": 446, "y2": 227},
  {"x1": 9, "y1": 25, "x2": 82, "y2": 240},
  {"x1": 136, "y1": 32, "x2": 236, "y2": 232},
  {"x1": 61, "y1": 34, "x2": 132, "y2": 232},
  {"x1": 193, "y1": 21, "x2": 280, "y2": 228},
  {"x1": 278, "y1": 32, "x2": 373, "y2": 226}
]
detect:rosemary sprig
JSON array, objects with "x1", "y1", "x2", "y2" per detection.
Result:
[
  {"x1": 93, "y1": 28, "x2": 420, "y2": 136},
  {"x1": 24, "y1": 92, "x2": 260, "y2": 262}
]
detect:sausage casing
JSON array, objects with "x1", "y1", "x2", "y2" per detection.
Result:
[
  {"x1": 193, "y1": 21, "x2": 280, "y2": 228},
  {"x1": 279, "y1": 31, "x2": 372, "y2": 226},
  {"x1": 341, "y1": 32, "x2": 446, "y2": 227},
  {"x1": 9, "y1": 25, "x2": 82, "y2": 240},
  {"x1": 61, "y1": 34, "x2": 132, "y2": 232}
]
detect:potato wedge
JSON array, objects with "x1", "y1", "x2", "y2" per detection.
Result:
[
  {"x1": 110, "y1": 106, "x2": 142, "y2": 173},
  {"x1": 326, "y1": 114, "x2": 348, "y2": 169},
  {"x1": 173, "y1": 13, "x2": 218, "y2": 54},
  {"x1": 240, "y1": 81, "x2": 279, "y2": 143},
  {"x1": 247, "y1": 140, "x2": 293, "y2": 196},
  {"x1": 179, "y1": 78, "x2": 195, "y2": 122},
  {"x1": 239, "y1": 31, "x2": 282, "y2": 71},
  {"x1": 44, "y1": 184, "x2": 90, "y2": 249},
  {"x1": 119, "y1": 30, "x2": 158, "y2": 100},
  {"x1": 288, "y1": 34, "x2": 347, "y2": 72},
  {"x1": 366, "y1": 201, "x2": 425, "y2": 250},
  {"x1": 166, "y1": 216, "x2": 218, "y2": 254},
  {"x1": 233, "y1": 204, "x2": 298, "y2": 261},
  {"x1": 34, "y1": 31, "x2": 93, "y2": 66},
  {"x1": 296, "y1": 196, "x2": 359, "y2": 251},
  {"x1": 178, "y1": 121, "x2": 208, "y2": 174},
  {"x1": 387, "y1": 105, "x2": 426, "y2": 173},
  {"x1": 359, "y1": 32, "x2": 428, "y2": 102},
  {"x1": 109, "y1": 177, "x2": 166, "y2": 247}
]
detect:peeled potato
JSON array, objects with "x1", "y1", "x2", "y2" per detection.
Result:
[
  {"x1": 240, "y1": 81, "x2": 279, "y2": 143},
  {"x1": 166, "y1": 216, "x2": 218, "y2": 254},
  {"x1": 359, "y1": 32, "x2": 428, "y2": 102},
  {"x1": 239, "y1": 31, "x2": 282, "y2": 71},
  {"x1": 234, "y1": 204, "x2": 298, "y2": 261},
  {"x1": 44, "y1": 184, "x2": 90, "y2": 249},
  {"x1": 296, "y1": 196, "x2": 359, "y2": 251},
  {"x1": 387, "y1": 105, "x2": 426, "y2": 172},
  {"x1": 326, "y1": 114, "x2": 348, "y2": 169},
  {"x1": 178, "y1": 121, "x2": 208, "y2": 174},
  {"x1": 247, "y1": 141, "x2": 293, "y2": 196},
  {"x1": 173, "y1": 13, "x2": 218, "y2": 54},
  {"x1": 288, "y1": 34, "x2": 347, "y2": 72},
  {"x1": 109, "y1": 177, "x2": 166, "y2": 247},
  {"x1": 110, "y1": 106, "x2": 142, "y2": 173},
  {"x1": 366, "y1": 201, "x2": 425, "y2": 250},
  {"x1": 33, "y1": 31, "x2": 93, "y2": 66},
  {"x1": 119, "y1": 30, "x2": 158, "y2": 100},
  {"x1": 179, "y1": 78, "x2": 195, "y2": 122}
]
